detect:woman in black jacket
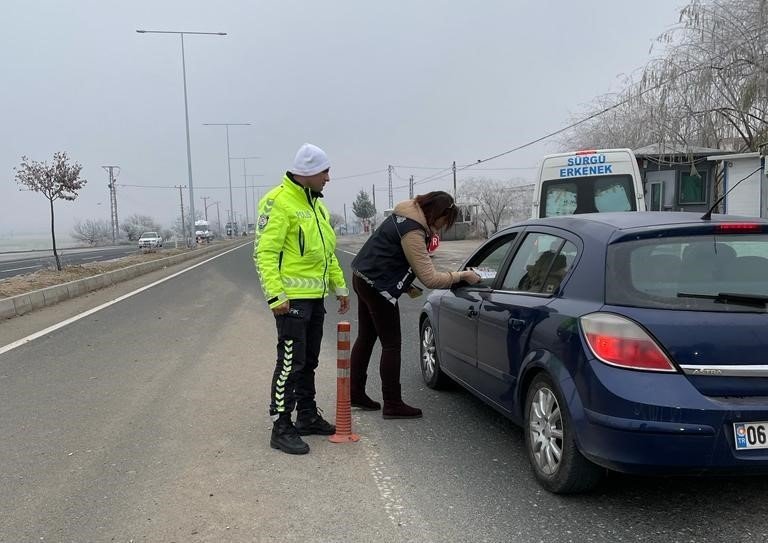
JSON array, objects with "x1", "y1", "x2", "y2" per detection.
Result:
[{"x1": 350, "y1": 191, "x2": 481, "y2": 418}]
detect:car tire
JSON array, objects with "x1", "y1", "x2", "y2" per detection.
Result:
[
  {"x1": 420, "y1": 317, "x2": 450, "y2": 389},
  {"x1": 524, "y1": 374, "x2": 604, "y2": 494}
]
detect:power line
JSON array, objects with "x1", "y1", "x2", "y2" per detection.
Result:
[
  {"x1": 333, "y1": 169, "x2": 387, "y2": 181},
  {"x1": 120, "y1": 183, "x2": 274, "y2": 189},
  {"x1": 466, "y1": 166, "x2": 537, "y2": 171},
  {"x1": 394, "y1": 164, "x2": 535, "y2": 171},
  {"x1": 412, "y1": 61, "x2": 720, "y2": 189},
  {"x1": 466, "y1": 63, "x2": 720, "y2": 169},
  {"x1": 393, "y1": 165, "x2": 451, "y2": 170}
]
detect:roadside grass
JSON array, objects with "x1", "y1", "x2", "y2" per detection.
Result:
[{"x1": 0, "y1": 248, "x2": 188, "y2": 299}]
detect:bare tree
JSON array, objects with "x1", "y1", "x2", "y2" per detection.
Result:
[
  {"x1": 160, "y1": 228, "x2": 175, "y2": 242},
  {"x1": 172, "y1": 210, "x2": 203, "y2": 239},
  {"x1": 643, "y1": 0, "x2": 768, "y2": 151},
  {"x1": 561, "y1": 0, "x2": 768, "y2": 153},
  {"x1": 329, "y1": 212, "x2": 344, "y2": 229},
  {"x1": 121, "y1": 214, "x2": 161, "y2": 241},
  {"x1": 14, "y1": 152, "x2": 87, "y2": 270},
  {"x1": 459, "y1": 178, "x2": 531, "y2": 237},
  {"x1": 72, "y1": 218, "x2": 111, "y2": 246}
]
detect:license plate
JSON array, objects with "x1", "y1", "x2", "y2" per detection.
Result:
[{"x1": 733, "y1": 422, "x2": 768, "y2": 450}]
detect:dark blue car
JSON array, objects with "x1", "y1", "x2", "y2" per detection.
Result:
[{"x1": 419, "y1": 212, "x2": 768, "y2": 493}]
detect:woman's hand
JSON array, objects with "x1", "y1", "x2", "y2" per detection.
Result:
[{"x1": 460, "y1": 270, "x2": 482, "y2": 284}]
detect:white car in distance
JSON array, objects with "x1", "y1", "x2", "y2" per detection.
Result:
[{"x1": 138, "y1": 231, "x2": 163, "y2": 250}]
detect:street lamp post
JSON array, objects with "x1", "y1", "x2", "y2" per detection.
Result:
[
  {"x1": 203, "y1": 123, "x2": 251, "y2": 236},
  {"x1": 231, "y1": 156, "x2": 260, "y2": 234},
  {"x1": 136, "y1": 29, "x2": 226, "y2": 239},
  {"x1": 201, "y1": 196, "x2": 218, "y2": 222},
  {"x1": 244, "y1": 174, "x2": 266, "y2": 230}
]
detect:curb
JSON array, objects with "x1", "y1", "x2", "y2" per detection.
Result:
[{"x1": 0, "y1": 242, "x2": 246, "y2": 320}]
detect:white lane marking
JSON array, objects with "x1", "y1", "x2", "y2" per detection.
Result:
[
  {"x1": 1, "y1": 264, "x2": 42, "y2": 272},
  {"x1": 362, "y1": 435, "x2": 407, "y2": 527},
  {"x1": 0, "y1": 242, "x2": 252, "y2": 357},
  {"x1": 340, "y1": 250, "x2": 358, "y2": 256}
]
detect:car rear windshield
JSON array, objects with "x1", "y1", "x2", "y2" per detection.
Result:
[
  {"x1": 541, "y1": 174, "x2": 636, "y2": 217},
  {"x1": 606, "y1": 234, "x2": 768, "y2": 312}
]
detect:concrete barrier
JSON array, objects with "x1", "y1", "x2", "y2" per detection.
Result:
[{"x1": 0, "y1": 241, "x2": 244, "y2": 320}]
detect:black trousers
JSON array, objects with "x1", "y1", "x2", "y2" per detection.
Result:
[
  {"x1": 269, "y1": 299, "x2": 326, "y2": 419},
  {"x1": 349, "y1": 275, "x2": 404, "y2": 403}
]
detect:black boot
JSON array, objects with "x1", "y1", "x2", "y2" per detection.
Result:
[
  {"x1": 382, "y1": 384, "x2": 422, "y2": 419},
  {"x1": 270, "y1": 416, "x2": 310, "y2": 454},
  {"x1": 382, "y1": 400, "x2": 423, "y2": 419},
  {"x1": 351, "y1": 375, "x2": 381, "y2": 411},
  {"x1": 295, "y1": 408, "x2": 336, "y2": 436}
]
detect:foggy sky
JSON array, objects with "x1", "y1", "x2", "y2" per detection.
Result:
[{"x1": 0, "y1": 0, "x2": 684, "y2": 236}]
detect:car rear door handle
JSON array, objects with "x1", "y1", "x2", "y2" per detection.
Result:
[
  {"x1": 510, "y1": 318, "x2": 525, "y2": 331},
  {"x1": 466, "y1": 306, "x2": 478, "y2": 319}
]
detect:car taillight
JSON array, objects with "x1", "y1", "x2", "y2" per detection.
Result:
[
  {"x1": 715, "y1": 223, "x2": 762, "y2": 233},
  {"x1": 580, "y1": 313, "x2": 677, "y2": 372}
]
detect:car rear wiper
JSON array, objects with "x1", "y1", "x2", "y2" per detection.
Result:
[{"x1": 677, "y1": 292, "x2": 768, "y2": 307}]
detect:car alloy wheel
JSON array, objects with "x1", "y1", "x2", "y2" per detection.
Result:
[
  {"x1": 528, "y1": 385, "x2": 564, "y2": 476},
  {"x1": 524, "y1": 374, "x2": 604, "y2": 493},
  {"x1": 420, "y1": 318, "x2": 448, "y2": 389}
]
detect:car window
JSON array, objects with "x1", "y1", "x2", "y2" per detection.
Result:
[
  {"x1": 502, "y1": 233, "x2": 576, "y2": 294},
  {"x1": 594, "y1": 177, "x2": 633, "y2": 212},
  {"x1": 542, "y1": 175, "x2": 636, "y2": 216},
  {"x1": 543, "y1": 182, "x2": 577, "y2": 216},
  {"x1": 465, "y1": 234, "x2": 517, "y2": 287},
  {"x1": 606, "y1": 234, "x2": 768, "y2": 311}
]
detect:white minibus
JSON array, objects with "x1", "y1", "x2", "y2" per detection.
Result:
[{"x1": 531, "y1": 148, "x2": 646, "y2": 218}]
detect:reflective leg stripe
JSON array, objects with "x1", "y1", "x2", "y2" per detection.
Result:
[{"x1": 274, "y1": 339, "x2": 294, "y2": 412}]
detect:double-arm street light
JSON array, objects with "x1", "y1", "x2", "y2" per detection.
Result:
[
  {"x1": 231, "y1": 156, "x2": 260, "y2": 234},
  {"x1": 203, "y1": 123, "x2": 251, "y2": 236},
  {"x1": 244, "y1": 173, "x2": 266, "y2": 221},
  {"x1": 136, "y1": 28, "x2": 226, "y2": 237}
]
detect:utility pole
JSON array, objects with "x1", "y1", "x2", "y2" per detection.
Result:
[
  {"x1": 343, "y1": 203, "x2": 348, "y2": 235},
  {"x1": 452, "y1": 160, "x2": 457, "y2": 200},
  {"x1": 409, "y1": 175, "x2": 414, "y2": 199},
  {"x1": 215, "y1": 201, "x2": 221, "y2": 236},
  {"x1": 176, "y1": 185, "x2": 187, "y2": 245},
  {"x1": 201, "y1": 196, "x2": 210, "y2": 221},
  {"x1": 371, "y1": 184, "x2": 377, "y2": 230},
  {"x1": 234, "y1": 158, "x2": 260, "y2": 233},
  {"x1": 243, "y1": 160, "x2": 249, "y2": 233},
  {"x1": 203, "y1": 123, "x2": 251, "y2": 237},
  {"x1": 372, "y1": 183, "x2": 376, "y2": 211},
  {"x1": 388, "y1": 165, "x2": 394, "y2": 209},
  {"x1": 102, "y1": 165, "x2": 120, "y2": 244}
]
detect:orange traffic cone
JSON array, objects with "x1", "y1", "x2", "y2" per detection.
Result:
[{"x1": 329, "y1": 321, "x2": 360, "y2": 443}]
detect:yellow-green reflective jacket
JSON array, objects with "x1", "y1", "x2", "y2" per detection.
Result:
[{"x1": 253, "y1": 174, "x2": 348, "y2": 308}]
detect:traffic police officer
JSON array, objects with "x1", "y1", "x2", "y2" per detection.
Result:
[{"x1": 254, "y1": 143, "x2": 349, "y2": 455}]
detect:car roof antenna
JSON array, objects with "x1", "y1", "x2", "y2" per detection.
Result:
[{"x1": 701, "y1": 165, "x2": 763, "y2": 220}]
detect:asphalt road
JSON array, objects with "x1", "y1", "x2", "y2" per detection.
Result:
[
  {"x1": 0, "y1": 246, "x2": 145, "y2": 279},
  {"x1": 1, "y1": 240, "x2": 768, "y2": 542}
]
